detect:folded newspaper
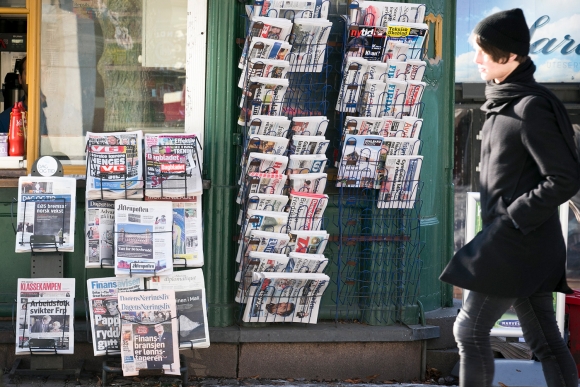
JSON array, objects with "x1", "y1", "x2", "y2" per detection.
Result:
[
  {"x1": 243, "y1": 272, "x2": 330, "y2": 323},
  {"x1": 287, "y1": 230, "x2": 329, "y2": 254},
  {"x1": 172, "y1": 198, "x2": 204, "y2": 267},
  {"x1": 287, "y1": 252, "x2": 328, "y2": 273},
  {"x1": 144, "y1": 133, "x2": 203, "y2": 199},
  {"x1": 287, "y1": 154, "x2": 327, "y2": 174},
  {"x1": 378, "y1": 155, "x2": 423, "y2": 208},
  {"x1": 285, "y1": 172, "x2": 327, "y2": 195},
  {"x1": 87, "y1": 276, "x2": 144, "y2": 355},
  {"x1": 236, "y1": 172, "x2": 287, "y2": 204},
  {"x1": 287, "y1": 190, "x2": 328, "y2": 231},
  {"x1": 237, "y1": 193, "x2": 289, "y2": 225},
  {"x1": 235, "y1": 251, "x2": 291, "y2": 303},
  {"x1": 247, "y1": 115, "x2": 291, "y2": 137},
  {"x1": 16, "y1": 278, "x2": 75, "y2": 355},
  {"x1": 256, "y1": 0, "x2": 330, "y2": 19},
  {"x1": 236, "y1": 229, "x2": 291, "y2": 263},
  {"x1": 287, "y1": 18, "x2": 332, "y2": 72},
  {"x1": 119, "y1": 290, "x2": 180, "y2": 376},
  {"x1": 85, "y1": 131, "x2": 143, "y2": 200},
  {"x1": 147, "y1": 269, "x2": 210, "y2": 349},
  {"x1": 114, "y1": 200, "x2": 174, "y2": 276},
  {"x1": 290, "y1": 116, "x2": 328, "y2": 136},
  {"x1": 85, "y1": 199, "x2": 115, "y2": 268},
  {"x1": 16, "y1": 176, "x2": 76, "y2": 253}
]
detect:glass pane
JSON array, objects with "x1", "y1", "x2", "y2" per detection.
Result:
[
  {"x1": 0, "y1": 1, "x2": 26, "y2": 7},
  {"x1": 40, "y1": 0, "x2": 187, "y2": 165}
]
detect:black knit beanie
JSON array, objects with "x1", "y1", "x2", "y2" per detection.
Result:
[{"x1": 473, "y1": 8, "x2": 530, "y2": 56}]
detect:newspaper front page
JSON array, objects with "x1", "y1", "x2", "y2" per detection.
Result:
[
  {"x1": 16, "y1": 278, "x2": 75, "y2": 354},
  {"x1": 119, "y1": 290, "x2": 180, "y2": 376},
  {"x1": 16, "y1": 176, "x2": 76, "y2": 253},
  {"x1": 147, "y1": 269, "x2": 210, "y2": 349},
  {"x1": 114, "y1": 200, "x2": 174, "y2": 276},
  {"x1": 85, "y1": 200, "x2": 115, "y2": 268},
  {"x1": 87, "y1": 276, "x2": 144, "y2": 355},
  {"x1": 172, "y1": 198, "x2": 204, "y2": 267}
]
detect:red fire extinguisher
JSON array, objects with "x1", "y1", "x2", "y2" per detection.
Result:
[{"x1": 8, "y1": 103, "x2": 24, "y2": 156}]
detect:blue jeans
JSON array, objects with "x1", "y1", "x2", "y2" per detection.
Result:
[{"x1": 454, "y1": 291, "x2": 578, "y2": 387}]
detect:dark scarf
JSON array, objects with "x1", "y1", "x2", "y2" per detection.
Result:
[{"x1": 482, "y1": 58, "x2": 578, "y2": 160}]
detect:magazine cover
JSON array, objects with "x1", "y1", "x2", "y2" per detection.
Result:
[
  {"x1": 235, "y1": 251, "x2": 291, "y2": 303},
  {"x1": 286, "y1": 190, "x2": 328, "y2": 231},
  {"x1": 345, "y1": 24, "x2": 388, "y2": 61},
  {"x1": 287, "y1": 230, "x2": 329, "y2": 254},
  {"x1": 385, "y1": 22, "x2": 429, "y2": 60},
  {"x1": 16, "y1": 176, "x2": 76, "y2": 253},
  {"x1": 16, "y1": 278, "x2": 75, "y2": 354},
  {"x1": 144, "y1": 134, "x2": 202, "y2": 199},
  {"x1": 242, "y1": 272, "x2": 330, "y2": 323},
  {"x1": 258, "y1": 0, "x2": 330, "y2": 19},
  {"x1": 287, "y1": 154, "x2": 327, "y2": 174},
  {"x1": 85, "y1": 131, "x2": 143, "y2": 200},
  {"x1": 378, "y1": 155, "x2": 423, "y2": 209},
  {"x1": 119, "y1": 290, "x2": 179, "y2": 376},
  {"x1": 87, "y1": 276, "x2": 144, "y2": 355},
  {"x1": 85, "y1": 200, "x2": 115, "y2": 268},
  {"x1": 172, "y1": 198, "x2": 204, "y2": 267},
  {"x1": 247, "y1": 115, "x2": 291, "y2": 137},
  {"x1": 147, "y1": 269, "x2": 210, "y2": 349},
  {"x1": 114, "y1": 200, "x2": 173, "y2": 277}
]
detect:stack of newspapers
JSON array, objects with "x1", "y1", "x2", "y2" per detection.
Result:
[
  {"x1": 234, "y1": 0, "x2": 333, "y2": 324},
  {"x1": 335, "y1": 2, "x2": 427, "y2": 208}
]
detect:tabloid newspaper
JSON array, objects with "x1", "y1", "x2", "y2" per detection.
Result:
[
  {"x1": 239, "y1": 209, "x2": 290, "y2": 242},
  {"x1": 336, "y1": 57, "x2": 368, "y2": 113},
  {"x1": 85, "y1": 131, "x2": 143, "y2": 200},
  {"x1": 287, "y1": 190, "x2": 328, "y2": 231},
  {"x1": 359, "y1": 79, "x2": 388, "y2": 117},
  {"x1": 402, "y1": 80, "x2": 426, "y2": 117},
  {"x1": 85, "y1": 200, "x2": 115, "y2": 268},
  {"x1": 144, "y1": 134, "x2": 203, "y2": 200},
  {"x1": 235, "y1": 251, "x2": 291, "y2": 303},
  {"x1": 147, "y1": 269, "x2": 210, "y2": 349},
  {"x1": 287, "y1": 154, "x2": 327, "y2": 174},
  {"x1": 172, "y1": 198, "x2": 204, "y2": 267},
  {"x1": 287, "y1": 252, "x2": 328, "y2": 273},
  {"x1": 243, "y1": 272, "x2": 330, "y2": 323},
  {"x1": 87, "y1": 276, "x2": 144, "y2": 355},
  {"x1": 114, "y1": 200, "x2": 174, "y2": 277},
  {"x1": 256, "y1": 0, "x2": 330, "y2": 19},
  {"x1": 342, "y1": 116, "x2": 385, "y2": 136},
  {"x1": 287, "y1": 230, "x2": 329, "y2": 254},
  {"x1": 378, "y1": 155, "x2": 423, "y2": 209},
  {"x1": 239, "y1": 58, "x2": 291, "y2": 90},
  {"x1": 236, "y1": 172, "x2": 287, "y2": 204},
  {"x1": 119, "y1": 290, "x2": 180, "y2": 376},
  {"x1": 237, "y1": 193, "x2": 289, "y2": 225},
  {"x1": 383, "y1": 41, "x2": 409, "y2": 62},
  {"x1": 16, "y1": 278, "x2": 75, "y2": 355},
  {"x1": 336, "y1": 135, "x2": 383, "y2": 188},
  {"x1": 363, "y1": 61, "x2": 390, "y2": 84},
  {"x1": 353, "y1": 1, "x2": 425, "y2": 26},
  {"x1": 287, "y1": 18, "x2": 332, "y2": 72},
  {"x1": 290, "y1": 116, "x2": 328, "y2": 137},
  {"x1": 385, "y1": 59, "x2": 408, "y2": 80},
  {"x1": 239, "y1": 77, "x2": 289, "y2": 125},
  {"x1": 385, "y1": 22, "x2": 429, "y2": 60},
  {"x1": 238, "y1": 37, "x2": 292, "y2": 71},
  {"x1": 289, "y1": 135, "x2": 329, "y2": 155},
  {"x1": 236, "y1": 229, "x2": 291, "y2": 263},
  {"x1": 373, "y1": 138, "x2": 421, "y2": 189},
  {"x1": 240, "y1": 150, "x2": 288, "y2": 185},
  {"x1": 383, "y1": 116, "x2": 423, "y2": 138},
  {"x1": 247, "y1": 115, "x2": 291, "y2": 137},
  {"x1": 16, "y1": 176, "x2": 76, "y2": 253},
  {"x1": 405, "y1": 60, "x2": 426, "y2": 81},
  {"x1": 285, "y1": 173, "x2": 327, "y2": 195},
  {"x1": 379, "y1": 78, "x2": 407, "y2": 117}
]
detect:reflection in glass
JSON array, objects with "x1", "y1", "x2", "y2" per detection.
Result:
[
  {"x1": 40, "y1": 0, "x2": 187, "y2": 165},
  {"x1": 0, "y1": 1, "x2": 26, "y2": 7}
]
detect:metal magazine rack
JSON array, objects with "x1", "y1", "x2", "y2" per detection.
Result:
[
  {"x1": 317, "y1": 6, "x2": 428, "y2": 326},
  {"x1": 234, "y1": 9, "x2": 333, "y2": 324}
]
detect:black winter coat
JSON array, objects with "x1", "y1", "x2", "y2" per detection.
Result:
[{"x1": 440, "y1": 60, "x2": 580, "y2": 298}]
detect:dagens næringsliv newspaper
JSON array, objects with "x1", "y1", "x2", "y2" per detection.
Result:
[
  {"x1": 16, "y1": 278, "x2": 75, "y2": 354},
  {"x1": 147, "y1": 269, "x2": 210, "y2": 349},
  {"x1": 114, "y1": 200, "x2": 173, "y2": 276},
  {"x1": 119, "y1": 290, "x2": 180, "y2": 376},
  {"x1": 16, "y1": 176, "x2": 76, "y2": 253},
  {"x1": 85, "y1": 200, "x2": 115, "y2": 268},
  {"x1": 85, "y1": 131, "x2": 143, "y2": 200},
  {"x1": 87, "y1": 276, "x2": 144, "y2": 356},
  {"x1": 144, "y1": 133, "x2": 203, "y2": 199}
]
